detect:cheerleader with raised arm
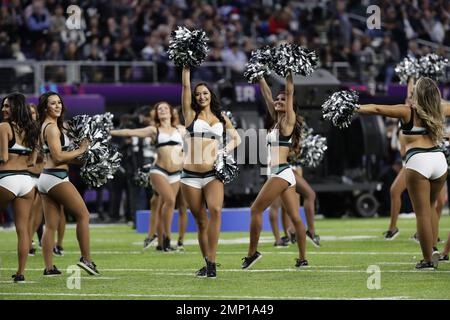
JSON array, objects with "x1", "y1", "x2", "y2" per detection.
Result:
[
  {"x1": 241, "y1": 71, "x2": 308, "y2": 269},
  {"x1": 112, "y1": 102, "x2": 185, "y2": 251},
  {"x1": 37, "y1": 92, "x2": 98, "y2": 276},
  {"x1": 181, "y1": 66, "x2": 241, "y2": 278},
  {"x1": 0, "y1": 93, "x2": 40, "y2": 282}
]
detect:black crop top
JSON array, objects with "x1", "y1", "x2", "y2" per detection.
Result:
[
  {"x1": 7, "y1": 122, "x2": 32, "y2": 155},
  {"x1": 400, "y1": 107, "x2": 428, "y2": 135}
]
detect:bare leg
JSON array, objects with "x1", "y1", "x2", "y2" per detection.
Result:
[
  {"x1": 294, "y1": 171, "x2": 317, "y2": 235},
  {"x1": 56, "y1": 208, "x2": 65, "y2": 248},
  {"x1": 248, "y1": 178, "x2": 291, "y2": 256},
  {"x1": 389, "y1": 167, "x2": 406, "y2": 231},
  {"x1": 406, "y1": 169, "x2": 446, "y2": 262},
  {"x1": 41, "y1": 194, "x2": 62, "y2": 270},
  {"x1": 269, "y1": 197, "x2": 282, "y2": 243},
  {"x1": 47, "y1": 182, "x2": 92, "y2": 262},
  {"x1": 177, "y1": 189, "x2": 188, "y2": 243},
  {"x1": 203, "y1": 180, "x2": 224, "y2": 263},
  {"x1": 280, "y1": 187, "x2": 306, "y2": 260},
  {"x1": 434, "y1": 183, "x2": 447, "y2": 246},
  {"x1": 147, "y1": 194, "x2": 160, "y2": 238},
  {"x1": 150, "y1": 174, "x2": 178, "y2": 248},
  {"x1": 280, "y1": 206, "x2": 292, "y2": 237},
  {"x1": 12, "y1": 190, "x2": 34, "y2": 275},
  {"x1": 181, "y1": 183, "x2": 208, "y2": 259},
  {"x1": 28, "y1": 189, "x2": 38, "y2": 250}
]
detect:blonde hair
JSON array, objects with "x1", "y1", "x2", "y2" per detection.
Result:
[{"x1": 412, "y1": 77, "x2": 444, "y2": 144}]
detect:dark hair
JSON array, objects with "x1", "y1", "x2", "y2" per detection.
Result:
[
  {"x1": 151, "y1": 101, "x2": 179, "y2": 127},
  {"x1": 192, "y1": 82, "x2": 226, "y2": 126},
  {"x1": 28, "y1": 103, "x2": 38, "y2": 120},
  {"x1": 37, "y1": 91, "x2": 66, "y2": 131},
  {"x1": 1, "y1": 92, "x2": 39, "y2": 149},
  {"x1": 275, "y1": 90, "x2": 304, "y2": 157}
]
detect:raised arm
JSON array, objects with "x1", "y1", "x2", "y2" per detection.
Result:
[
  {"x1": 258, "y1": 77, "x2": 276, "y2": 119},
  {"x1": 406, "y1": 77, "x2": 415, "y2": 103},
  {"x1": 182, "y1": 67, "x2": 195, "y2": 126},
  {"x1": 280, "y1": 71, "x2": 296, "y2": 135},
  {"x1": 45, "y1": 124, "x2": 88, "y2": 165},
  {"x1": 223, "y1": 115, "x2": 241, "y2": 153},
  {"x1": 358, "y1": 104, "x2": 410, "y2": 122},
  {"x1": 110, "y1": 126, "x2": 156, "y2": 139}
]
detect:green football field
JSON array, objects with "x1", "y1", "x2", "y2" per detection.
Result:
[{"x1": 1, "y1": 214, "x2": 450, "y2": 300}]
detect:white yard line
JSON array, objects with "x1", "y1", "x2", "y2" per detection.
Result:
[
  {"x1": 0, "y1": 292, "x2": 412, "y2": 300},
  {"x1": 2, "y1": 267, "x2": 448, "y2": 273}
]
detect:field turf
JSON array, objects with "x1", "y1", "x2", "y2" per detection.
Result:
[{"x1": 1, "y1": 214, "x2": 449, "y2": 300}]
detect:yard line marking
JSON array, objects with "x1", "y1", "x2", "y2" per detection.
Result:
[
  {"x1": 0, "y1": 292, "x2": 412, "y2": 300},
  {"x1": 2, "y1": 267, "x2": 448, "y2": 273},
  {"x1": 0, "y1": 251, "x2": 425, "y2": 256}
]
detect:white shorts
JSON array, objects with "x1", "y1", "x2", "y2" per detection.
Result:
[
  {"x1": 0, "y1": 171, "x2": 35, "y2": 197},
  {"x1": 181, "y1": 169, "x2": 217, "y2": 189},
  {"x1": 149, "y1": 165, "x2": 181, "y2": 185},
  {"x1": 405, "y1": 147, "x2": 448, "y2": 180},
  {"x1": 37, "y1": 169, "x2": 69, "y2": 194},
  {"x1": 269, "y1": 164, "x2": 296, "y2": 187}
]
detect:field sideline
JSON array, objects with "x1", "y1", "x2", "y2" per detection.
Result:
[{"x1": 1, "y1": 215, "x2": 450, "y2": 300}]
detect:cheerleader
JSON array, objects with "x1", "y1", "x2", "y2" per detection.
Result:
[
  {"x1": 111, "y1": 101, "x2": 185, "y2": 251},
  {"x1": 181, "y1": 67, "x2": 241, "y2": 278},
  {"x1": 0, "y1": 93, "x2": 39, "y2": 282},
  {"x1": 241, "y1": 71, "x2": 308, "y2": 269},
  {"x1": 27, "y1": 103, "x2": 66, "y2": 257},
  {"x1": 385, "y1": 79, "x2": 449, "y2": 247},
  {"x1": 37, "y1": 92, "x2": 98, "y2": 276},
  {"x1": 357, "y1": 77, "x2": 446, "y2": 269}
]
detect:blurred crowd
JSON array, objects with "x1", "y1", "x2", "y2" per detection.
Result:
[{"x1": 0, "y1": 0, "x2": 449, "y2": 87}]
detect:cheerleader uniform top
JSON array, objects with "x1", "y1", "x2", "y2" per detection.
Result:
[
  {"x1": 42, "y1": 123, "x2": 71, "y2": 153},
  {"x1": 155, "y1": 127, "x2": 183, "y2": 148},
  {"x1": 7, "y1": 123, "x2": 32, "y2": 155},
  {"x1": 400, "y1": 107, "x2": 428, "y2": 135},
  {"x1": 186, "y1": 113, "x2": 223, "y2": 141}
]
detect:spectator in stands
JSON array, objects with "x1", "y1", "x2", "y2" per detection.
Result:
[
  {"x1": 49, "y1": 5, "x2": 65, "y2": 41},
  {"x1": 26, "y1": 0, "x2": 51, "y2": 40},
  {"x1": 421, "y1": 9, "x2": 445, "y2": 44},
  {"x1": 45, "y1": 41, "x2": 63, "y2": 60},
  {"x1": 379, "y1": 32, "x2": 401, "y2": 92},
  {"x1": 221, "y1": 40, "x2": 248, "y2": 81}
]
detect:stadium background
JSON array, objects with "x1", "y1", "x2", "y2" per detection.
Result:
[{"x1": 0, "y1": 0, "x2": 450, "y2": 227}]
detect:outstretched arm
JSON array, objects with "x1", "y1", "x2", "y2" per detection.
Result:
[
  {"x1": 358, "y1": 104, "x2": 410, "y2": 121},
  {"x1": 182, "y1": 67, "x2": 196, "y2": 126},
  {"x1": 258, "y1": 77, "x2": 276, "y2": 120},
  {"x1": 110, "y1": 126, "x2": 156, "y2": 138}
]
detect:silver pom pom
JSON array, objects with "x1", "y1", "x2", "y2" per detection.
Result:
[
  {"x1": 167, "y1": 26, "x2": 209, "y2": 67},
  {"x1": 134, "y1": 165, "x2": 151, "y2": 188},
  {"x1": 297, "y1": 128, "x2": 328, "y2": 168},
  {"x1": 418, "y1": 53, "x2": 449, "y2": 81},
  {"x1": 67, "y1": 113, "x2": 122, "y2": 187},
  {"x1": 395, "y1": 55, "x2": 420, "y2": 84},
  {"x1": 214, "y1": 151, "x2": 239, "y2": 184},
  {"x1": 244, "y1": 46, "x2": 272, "y2": 83},
  {"x1": 270, "y1": 44, "x2": 319, "y2": 78},
  {"x1": 322, "y1": 90, "x2": 360, "y2": 129}
]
